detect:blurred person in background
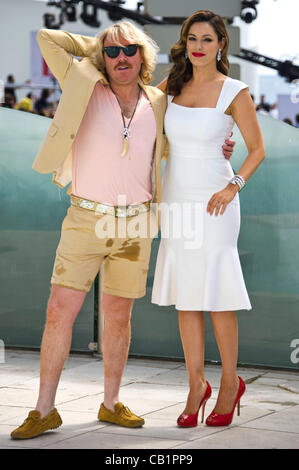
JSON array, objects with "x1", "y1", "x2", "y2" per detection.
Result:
[
  {"x1": 15, "y1": 93, "x2": 33, "y2": 112},
  {"x1": 34, "y1": 88, "x2": 52, "y2": 116},
  {"x1": 283, "y1": 117, "x2": 293, "y2": 125},
  {"x1": 4, "y1": 74, "x2": 17, "y2": 106},
  {"x1": 256, "y1": 94, "x2": 272, "y2": 115},
  {"x1": 269, "y1": 102, "x2": 279, "y2": 119},
  {"x1": 1, "y1": 92, "x2": 15, "y2": 109}
]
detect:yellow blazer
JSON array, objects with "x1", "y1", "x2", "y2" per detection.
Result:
[{"x1": 32, "y1": 29, "x2": 167, "y2": 203}]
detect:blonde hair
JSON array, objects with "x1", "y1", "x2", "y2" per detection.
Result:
[{"x1": 90, "y1": 21, "x2": 159, "y2": 85}]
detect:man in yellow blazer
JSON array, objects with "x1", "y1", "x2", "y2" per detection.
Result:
[{"x1": 11, "y1": 21, "x2": 234, "y2": 439}]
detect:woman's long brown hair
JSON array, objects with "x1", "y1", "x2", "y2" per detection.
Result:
[{"x1": 167, "y1": 10, "x2": 230, "y2": 96}]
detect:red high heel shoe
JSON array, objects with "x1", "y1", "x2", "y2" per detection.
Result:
[
  {"x1": 177, "y1": 381, "x2": 212, "y2": 427},
  {"x1": 205, "y1": 376, "x2": 246, "y2": 426}
]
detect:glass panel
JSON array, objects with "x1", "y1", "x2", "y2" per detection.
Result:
[
  {"x1": 0, "y1": 108, "x2": 94, "y2": 352},
  {"x1": 1, "y1": 106, "x2": 298, "y2": 368}
]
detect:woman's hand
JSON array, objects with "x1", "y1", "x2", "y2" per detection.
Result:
[{"x1": 206, "y1": 183, "x2": 239, "y2": 216}]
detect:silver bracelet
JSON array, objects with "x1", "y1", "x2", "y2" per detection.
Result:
[{"x1": 229, "y1": 175, "x2": 246, "y2": 191}]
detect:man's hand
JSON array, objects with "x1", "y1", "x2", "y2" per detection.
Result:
[{"x1": 222, "y1": 131, "x2": 235, "y2": 160}]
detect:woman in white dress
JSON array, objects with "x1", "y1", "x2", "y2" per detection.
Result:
[{"x1": 152, "y1": 10, "x2": 265, "y2": 427}]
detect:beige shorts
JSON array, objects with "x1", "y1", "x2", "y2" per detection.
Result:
[{"x1": 51, "y1": 204, "x2": 158, "y2": 298}]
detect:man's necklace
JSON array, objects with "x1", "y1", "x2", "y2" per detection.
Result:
[{"x1": 110, "y1": 86, "x2": 141, "y2": 157}]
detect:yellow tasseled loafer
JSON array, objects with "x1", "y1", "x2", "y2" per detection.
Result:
[
  {"x1": 98, "y1": 402, "x2": 145, "y2": 428},
  {"x1": 10, "y1": 408, "x2": 62, "y2": 439}
]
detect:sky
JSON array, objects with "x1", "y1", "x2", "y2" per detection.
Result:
[{"x1": 242, "y1": 0, "x2": 299, "y2": 60}]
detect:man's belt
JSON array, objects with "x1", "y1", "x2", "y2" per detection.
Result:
[{"x1": 70, "y1": 194, "x2": 151, "y2": 218}]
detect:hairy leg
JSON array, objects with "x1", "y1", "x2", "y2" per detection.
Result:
[
  {"x1": 36, "y1": 285, "x2": 87, "y2": 417},
  {"x1": 101, "y1": 293, "x2": 134, "y2": 411}
]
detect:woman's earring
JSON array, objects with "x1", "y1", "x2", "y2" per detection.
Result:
[
  {"x1": 185, "y1": 49, "x2": 189, "y2": 60},
  {"x1": 217, "y1": 49, "x2": 222, "y2": 62}
]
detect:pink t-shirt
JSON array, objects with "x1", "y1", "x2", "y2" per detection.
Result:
[{"x1": 72, "y1": 81, "x2": 156, "y2": 206}]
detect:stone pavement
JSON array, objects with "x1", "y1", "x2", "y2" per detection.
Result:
[{"x1": 0, "y1": 350, "x2": 299, "y2": 449}]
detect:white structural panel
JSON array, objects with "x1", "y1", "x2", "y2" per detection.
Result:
[{"x1": 144, "y1": 0, "x2": 241, "y2": 18}]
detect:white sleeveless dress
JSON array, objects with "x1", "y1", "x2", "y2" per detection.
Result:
[{"x1": 151, "y1": 77, "x2": 252, "y2": 311}]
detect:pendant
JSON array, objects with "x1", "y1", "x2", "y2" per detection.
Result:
[
  {"x1": 121, "y1": 127, "x2": 130, "y2": 157},
  {"x1": 124, "y1": 127, "x2": 130, "y2": 139},
  {"x1": 121, "y1": 137, "x2": 129, "y2": 157}
]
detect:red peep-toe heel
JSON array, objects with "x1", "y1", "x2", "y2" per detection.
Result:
[
  {"x1": 177, "y1": 381, "x2": 212, "y2": 428},
  {"x1": 205, "y1": 376, "x2": 246, "y2": 426}
]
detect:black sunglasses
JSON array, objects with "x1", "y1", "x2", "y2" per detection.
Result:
[{"x1": 104, "y1": 44, "x2": 139, "y2": 59}]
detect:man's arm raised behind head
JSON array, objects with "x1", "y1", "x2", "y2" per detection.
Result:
[{"x1": 37, "y1": 29, "x2": 97, "y2": 88}]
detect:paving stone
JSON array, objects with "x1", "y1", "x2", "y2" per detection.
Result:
[{"x1": 0, "y1": 351, "x2": 298, "y2": 449}]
